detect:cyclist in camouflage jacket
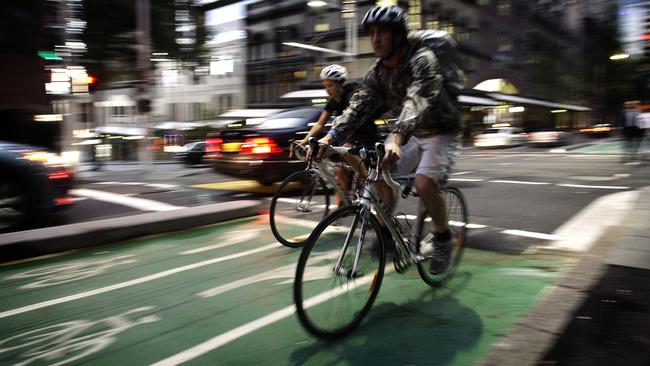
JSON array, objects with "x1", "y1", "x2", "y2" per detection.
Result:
[{"x1": 318, "y1": 6, "x2": 460, "y2": 274}]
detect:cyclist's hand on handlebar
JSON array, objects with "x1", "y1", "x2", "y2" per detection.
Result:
[
  {"x1": 289, "y1": 138, "x2": 308, "y2": 157},
  {"x1": 381, "y1": 141, "x2": 401, "y2": 168},
  {"x1": 315, "y1": 135, "x2": 335, "y2": 161}
]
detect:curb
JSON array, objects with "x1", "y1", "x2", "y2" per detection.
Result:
[
  {"x1": 477, "y1": 188, "x2": 645, "y2": 365},
  {"x1": 0, "y1": 200, "x2": 263, "y2": 263}
]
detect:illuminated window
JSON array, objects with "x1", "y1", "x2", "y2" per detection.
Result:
[
  {"x1": 314, "y1": 23, "x2": 330, "y2": 32},
  {"x1": 442, "y1": 23, "x2": 455, "y2": 34},
  {"x1": 408, "y1": 0, "x2": 422, "y2": 30},
  {"x1": 426, "y1": 17, "x2": 440, "y2": 30},
  {"x1": 497, "y1": 0, "x2": 511, "y2": 16}
]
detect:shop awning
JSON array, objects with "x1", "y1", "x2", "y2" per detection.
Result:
[
  {"x1": 487, "y1": 93, "x2": 591, "y2": 111},
  {"x1": 458, "y1": 95, "x2": 500, "y2": 106}
]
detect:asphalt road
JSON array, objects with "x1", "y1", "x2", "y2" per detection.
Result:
[{"x1": 33, "y1": 140, "x2": 649, "y2": 254}]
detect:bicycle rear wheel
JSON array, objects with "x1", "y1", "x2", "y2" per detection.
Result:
[
  {"x1": 294, "y1": 205, "x2": 385, "y2": 339},
  {"x1": 415, "y1": 186, "x2": 468, "y2": 286},
  {"x1": 269, "y1": 170, "x2": 332, "y2": 248}
]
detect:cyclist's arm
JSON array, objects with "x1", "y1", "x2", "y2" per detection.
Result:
[
  {"x1": 299, "y1": 110, "x2": 330, "y2": 145},
  {"x1": 393, "y1": 48, "x2": 444, "y2": 139}
]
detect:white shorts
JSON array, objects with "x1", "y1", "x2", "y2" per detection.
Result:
[{"x1": 388, "y1": 133, "x2": 459, "y2": 183}]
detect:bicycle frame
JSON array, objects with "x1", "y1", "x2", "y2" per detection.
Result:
[
  {"x1": 332, "y1": 159, "x2": 423, "y2": 277},
  {"x1": 293, "y1": 142, "x2": 351, "y2": 209}
]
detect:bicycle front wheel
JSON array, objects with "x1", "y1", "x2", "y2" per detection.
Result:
[
  {"x1": 269, "y1": 170, "x2": 332, "y2": 248},
  {"x1": 415, "y1": 186, "x2": 468, "y2": 286},
  {"x1": 294, "y1": 205, "x2": 385, "y2": 339}
]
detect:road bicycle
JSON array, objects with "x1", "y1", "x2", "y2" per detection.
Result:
[
  {"x1": 293, "y1": 142, "x2": 468, "y2": 339},
  {"x1": 269, "y1": 140, "x2": 352, "y2": 248}
]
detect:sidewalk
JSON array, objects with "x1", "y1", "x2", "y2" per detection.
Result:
[{"x1": 479, "y1": 186, "x2": 650, "y2": 365}]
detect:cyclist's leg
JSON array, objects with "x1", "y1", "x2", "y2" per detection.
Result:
[
  {"x1": 375, "y1": 135, "x2": 420, "y2": 216},
  {"x1": 413, "y1": 133, "x2": 458, "y2": 232}
]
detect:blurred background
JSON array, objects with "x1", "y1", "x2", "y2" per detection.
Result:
[{"x1": 1, "y1": 0, "x2": 648, "y2": 164}]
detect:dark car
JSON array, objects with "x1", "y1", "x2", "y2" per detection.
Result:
[
  {"x1": 0, "y1": 141, "x2": 75, "y2": 231},
  {"x1": 173, "y1": 141, "x2": 206, "y2": 165},
  {"x1": 206, "y1": 107, "x2": 323, "y2": 185}
]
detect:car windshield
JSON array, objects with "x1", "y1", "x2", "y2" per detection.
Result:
[
  {"x1": 482, "y1": 128, "x2": 503, "y2": 134},
  {"x1": 183, "y1": 142, "x2": 200, "y2": 149},
  {"x1": 257, "y1": 109, "x2": 321, "y2": 129}
]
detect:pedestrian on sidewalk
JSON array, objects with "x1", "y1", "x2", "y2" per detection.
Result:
[
  {"x1": 637, "y1": 107, "x2": 650, "y2": 159},
  {"x1": 621, "y1": 100, "x2": 644, "y2": 162}
]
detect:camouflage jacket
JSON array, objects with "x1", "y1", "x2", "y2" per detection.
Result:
[{"x1": 329, "y1": 31, "x2": 461, "y2": 142}]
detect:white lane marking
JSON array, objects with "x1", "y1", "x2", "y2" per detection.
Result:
[
  {"x1": 496, "y1": 268, "x2": 557, "y2": 278},
  {"x1": 70, "y1": 189, "x2": 185, "y2": 211},
  {"x1": 449, "y1": 178, "x2": 484, "y2": 182},
  {"x1": 451, "y1": 171, "x2": 475, "y2": 176},
  {"x1": 0, "y1": 307, "x2": 160, "y2": 365},
  {"x1": 546, "y1": 190, "x2": 640, "y2": 252},
  {"x1": 489, "y1": 180, "x2": 550, "y2": 185},
  {"x1": 92, "y1": 182, "x2": 178, "y2": 189},
  {"x1": 180, "y1": 230, "x2": 262, "y2": 255},
  {"x1": 0, "y1": 243, "x2": 280, "y2": 320},
  {"x1": 148, "y1": 183, "x2": 178, "y2": 189},
  {"x1": 556, "y1": 184, "x2": 630, "y2": 190},
  {"x1": 467, "y1": 223, "x2": 488, "y2": 229},
  {"x1": 502, "y1": 230, "x2": 561, "y2": 241},
  {"x1": 153, "y1": 267, "x2": 387, "y2": 366},
  {"x1": 5, "y1": 255, "x2": 137, "y2": 289}
]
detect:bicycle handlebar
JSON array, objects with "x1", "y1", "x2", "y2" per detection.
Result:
[{"x1": 309, "y1": 138, "x2": 402, "y2": 192}]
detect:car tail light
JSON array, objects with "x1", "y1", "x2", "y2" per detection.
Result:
[
  {"x1": 48, "y1": 169, "x2": 72, "y2": 180},
  {"x1": 55, "y1": 197, "x2": 75, "y2": 205},
  {"x1": 240, "y1": 137, "x2": 282, "y2": 154},
  {"x1": 206, "y1": 137, "x2": 223, "y2": 153}
]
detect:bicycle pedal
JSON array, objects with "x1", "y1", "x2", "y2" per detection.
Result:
[{"x1": 393, "y1": 257, "x2": 410, "y2": 274}]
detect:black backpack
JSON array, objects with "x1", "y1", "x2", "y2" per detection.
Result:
[{"x1": 411, "y1": 30, "x2": 465, "y2": 98}]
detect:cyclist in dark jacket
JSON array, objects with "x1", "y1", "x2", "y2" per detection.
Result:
[
  {"x1": 297, "y1": 64, "x2": 377, "y2": 206},
  {"x1": 318, "y1": 6, "x2": 461, "y2": 273}
]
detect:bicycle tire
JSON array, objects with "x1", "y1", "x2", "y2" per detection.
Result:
[
  {"x1": 269, "y1": 170, "x2": 332, "y2": 248},
  {"x1": 294, "y1": 205, "x2": 385, "y2": 339},
  {"x1": 415, "y1": 186, "x2": 468, "y2": 287}
]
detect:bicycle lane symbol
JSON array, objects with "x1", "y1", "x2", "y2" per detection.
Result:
[
  {"x1": 4, "y1": 255, "x2": 137, "y2": 289},
  {"x1": 0, "y1": 306, "x2": 160, "y2": 366}
]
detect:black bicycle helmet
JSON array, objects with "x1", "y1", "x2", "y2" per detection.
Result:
[{"x1": 361, "y1": 6, "x2": 409, "y2": 34}]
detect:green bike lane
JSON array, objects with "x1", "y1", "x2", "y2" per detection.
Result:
[{"x1": 0, "y1": 216, "x2": 569, "y2": 365}]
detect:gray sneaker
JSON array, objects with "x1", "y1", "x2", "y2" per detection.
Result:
[{"x1": 430, "y1": 237, "x2": 453, "y2": 274}]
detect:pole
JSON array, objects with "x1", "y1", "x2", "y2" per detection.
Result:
[
  {"x1": 342, "y1": 0, "x2": 357, "y2": 67},
  {"x1": 136, "y1": 0, "x2": 152, "y2": 171}
]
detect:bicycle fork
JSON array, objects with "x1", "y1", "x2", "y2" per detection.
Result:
[{"x1": 332, "y1": 206, "x2": 370, "y2": 280}]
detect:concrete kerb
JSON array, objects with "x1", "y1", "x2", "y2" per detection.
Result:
[
  {"x1": 0, "y1": 200, "x2": 263, "y2": 263},
  {"x1": 478, "y1": 186, "x2": 650, "y2": 366}
]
